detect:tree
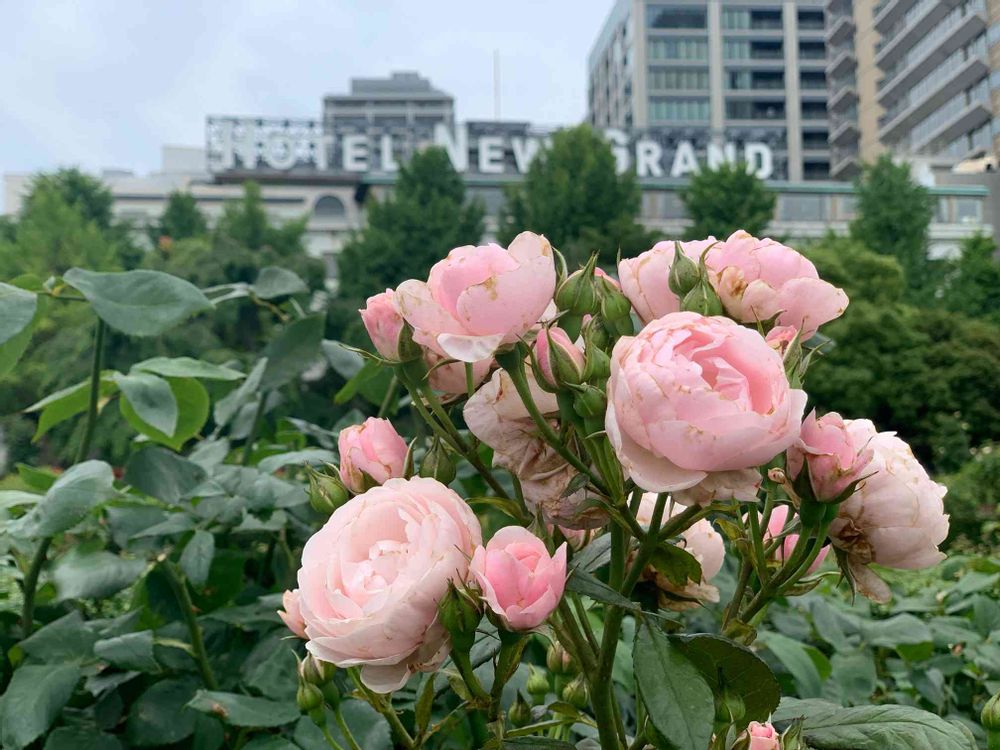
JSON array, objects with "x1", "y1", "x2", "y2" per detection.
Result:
[
  {"x1": 24, "y1": 167, "x2": 115, "y2": 230},
  {"x1": 850, "y1": 154, "x2": 934, "y2": 291},
  {"x1": 150, "y1": 191, "x2": 208, "y2": 244},
  {"x1": 336, "y1": 147, "x2": 484, "y2": 300},
  {"x1": 214, "y1": 181, "x2": 309, "y2": 257},
  {"x1": 679, "y1": 162, "x2": 775, "y2": 240},
  {"x1": 498, "y1": 125, "x2": 650, "y2": 266},
  {"x1": 937, "y1": 233, "x2": 1000, "y2": 324}
]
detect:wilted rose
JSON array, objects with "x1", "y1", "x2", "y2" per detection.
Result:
[
  {"x1": 338, "y1": 417, "x2": 408, "y2": 494},
  {"x1": 672, "y1": 468, "x2": 762, "y2": 507},
  {"x1": 297, "y1": 477, "x2": 482, "y2": 692}
]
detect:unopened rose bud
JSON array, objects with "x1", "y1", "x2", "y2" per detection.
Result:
[
  {"x1": 787, "y1": 410, "x2": 874, "y2": 503},
  {"x1": 583, "y1": 345, "x2": 611, "y2": 382},
  {"x1": 982, "y1": 690, "x2": 1000, "y2": 749},
  {"x1": 308, "y1": 468, "x2": 350, "y2": 516},
  {"x1": 320, "y1": 681, "x2": 340, "y2": 709},
  {"x1": 338, "y1": 418, "x2": 408, "y2": 494},
  {"x1": 668, "y1": 243, "x2": 701, "y2": 297},
  {"x1": 297, "y1": 682, "x2": 324, "y2": 713},
  {"x1": 299, "y1": 654, "x2": 336, "y2": 685},
  {"x1": 561, "y1": 675, "x2": 588, "y2": 709},
  {"x1": 546, "y1": 642, "x2": 575, "y2": 675},
  {"x1": 526, "y1": 666, "x2": 550, "y2": 700},
  {"x1": 581, "y1": 315, "x2": 610, "y2": 351},
  {"x1": 555, "y1": 267, "x2": 598, "y2": 316},
  {"x1": 438, "y1": 582, "x2": 482, "y2": 654},
  {"x1": 509, "y1": 692, "x2": 532, "y2": 727},
  {"x1": 572, "y1": 385, "x2": 607, "y2": 420},
  {"x1": 599, "y1": 284, "x2": 633, "y2": 322},
  {"x1": 682, "y1": 279, "x2": 725, "y2": 317},
  {"x1": 419, "y1": 439, "x2": 457, "y2": 485},
  {"x1": 534, "y1": 326, "x2": 586, "y2": 389}
]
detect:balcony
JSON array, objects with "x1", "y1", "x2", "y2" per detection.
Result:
[
  {"x1": 826, "y1": 14, "x2": 855, "y2": 45},
  {"x1": 879, "y1": 56, "x2": 988, "y2": 142},
  {"x1": 875, "y1": 0, "x2": 953, "y2": 70},
  {"x1": 827, "y1": 47, "x2": 857, "y2": 78},
  {"x1": 873, "y1": 0, "x2": 916, "y2": 34},
  {"x1": 830, "y1": 147, "x2": 861, "y2": 179},
  {"x1": 826, "y1": 0, "x2": 853, "y2": 18},
  {"x1": 830, "y1": 116, "x2": 860, "y2": 146},
  {"x1": 877, "y1": 8, "x2": 987, "y2": 106},
  {"x1": 828, "y1": 84, "x2": 858, "y2": 112},
  {"x1": 912, "y1": 100, "x2": 991, "y2": 153}
]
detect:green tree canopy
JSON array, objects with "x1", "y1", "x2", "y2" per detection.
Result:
[
  {"x1": 335, "y1": 146, "x2": 484, "y2": 300},
  {"x1": 24, "y1": 168, "x2": 115, "y2": 230},
  {"x1": 498, "y1": 124, "x2": 650, "y2": 266},
  {"x1": 679, "y1": 162, "x2": 775, "y2": 240},
  {"x1": 850, "y1": 154, "x2": 934, "y2": 290},
  {"x1": 937, "y1": 233, "x2": 1000, "y2": 324},
  {"x1": 150, "y1": 191, "x2": 208, "y2": 244}
]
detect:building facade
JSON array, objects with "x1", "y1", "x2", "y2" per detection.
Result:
[{"x1": 588, "y1": 0, "x2": 831, "y2": 181}]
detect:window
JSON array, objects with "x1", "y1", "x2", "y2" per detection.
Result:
[
  {"x1": 725, "y1": 40, "x2": 750, "y2": 59},
  {"x1": 798, "y1": 9, "x2": 825, "y2": 29},
  {"x1": 642, "y1": 191, "x2": 687, "y2": 219},
  {"x1": 802, "y1": 161, "x2": 830, "y2": 180},
  {"x1": 649, "y1": 97, "x2": 710, "y2": 121},
  {"x1": 801, "y1": 101, "x2": 828, "y2": 120},
  {"x1": 800, "y1": 71, "x2": 826, "y2": 89},
  {"x1": 727, "y1": 70, "x2": 784, "y2": 90},
  {"x1": 954, "y1": 197, "x2": 983, "y2": 223},
  {"x1": 837, "y1": 195, "x2": 857, "y2": 220},
  {"x1": 647, "y1": 5, "x2": 706, "y2": 28},
  {"x1": 799, "y1": 41, "x2": 825, "y2": 59},
  {"x1": 726, "y1": 100, "x2": 785, "y2": 120},
  {"x1": 802, "y1": 130, "x2": 829, "y2": 149},
  {"x1": 313, "y1": 195, "x2": 346, "y2": 219},
  {"x1": 779, "y1": 194, "x2": 826, "y2": 221},
  {"x1": 649, "y1": 68, "x2": 709, "y2": 90},
  {"x1": 648, "y1": 37, "x2": 708, "y2": 60}
]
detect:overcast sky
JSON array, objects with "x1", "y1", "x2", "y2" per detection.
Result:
[{"x1": 1, "y1": 0, "x2": 612, "y2": 187}]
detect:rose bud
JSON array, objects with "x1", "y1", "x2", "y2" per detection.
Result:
[
  {"x1": 396, "y1": 232, "x2": 556, "y2": 363},
  {"x1": 438, "y1": 581, "x2": 482, "y2": 654},
  {"x1": 470, "y1": 527, "x2": 568, "y2": 631},
  {"x1": 743, "y1": 721, "x2": 780, "y2": 750},
  {"x1": 534, "y1": 326, "x2": 586, "y2": 388},
  {"x1": 562, "y1": 675, "x2": 588, "y2": 709},
  {"x1": 308, "y1": 467, "x2": 350, "y2": 515},
  {"x1": 546, "y1": 642, "x2": 576, "y2": 676},
  {"x1": 297, "y1": 682, "x2": 324, "y2": 713},
  {"x1": 278, "y1": 589, "x2": 307, "y2": 639},
  {"x1": 618, "y1": 238, "x2": 718, "y2": 325},
  {"x1": 360, "y1": 290, "x2": 419, "y2": 361},
  {"x1": 787, "y1": 410, "x2": 874, "y2": 502},
  {"x1": 526, "y1": 665, "x2": 550, "y2": 702},
  {"x1": 509, "y1": 692, "x2": 533, "y2": 727},
  {"x1": 555, "y1": 264, "x2": 598, "y2": 316},
  {"x1": 667, "y1": 241, "x2": 701, "y2": 296},
  {"x1": 337, "y1": 417, "x2": 408, "y2": 494}
]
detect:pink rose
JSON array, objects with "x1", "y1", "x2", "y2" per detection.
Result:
[
  {"x1": 338, "y1": 417, "x2": 408, "y2": 494},
  {"x1": 278, "y1": 589, "x2": 306, "y2": 639},
  {"x1": 787, "y1": 410, "x2": 874, "y2": 501},
  {"x1": 606, "y1": 312, "x2": 806, "y2": 493},
  {"x1": 746, "y1": 721, "x2": 780, "y2": 750},
  {"x1": 360, "y1": 290, "x2": 407, "y2": 361},
  {"x1": 706, "y1": 231, "x2": 848, "y2": 338},
  {"x1": 765, "y1": 325, "x2": 798, "y2": 358},
  {"x1": 424, "y1": 350, "x2": 493, "y2": 398},
  {"x1": 470, "y1": 526, "x2": 567, "y2": 631},
  {"x1": 766, "y1": 505, "x2": 829, "y2": 575},
  {"x1": 829, "y1": 420, "x2": 948, "y2": 602},
  {"x1": 672, "y1": 469, "x2": 762, "y2": 507},
  {"x1": 464, "y1": 368, "x2": 603, "y2": 528},
  {"x1": 297, "y1": 477, "x2": 482, "y2": 692},
  {"x1": 396, "y1": 232, "x2": 557, "y2": 363},
  {"x1": 617, "y1": 239, "x2": 718, "y2": 324},
  {"x1": 533, "y1": 326, "x2": 585, "y2": 388}
]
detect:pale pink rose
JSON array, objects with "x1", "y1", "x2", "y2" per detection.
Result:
[
  {"x1": 765, "y1": 325, "x2": 798, "y2": 358},
  {"x1": 593, "y1": 266, "x2": 621, "y2": 290},
  {"x1": 746, "y1": 721, "x2": 780, "y2": 750},
  {"x1": 829, "y1": 420, "x2": 948, "y2": 603},
  {"x1": 360, "y1": 290, "x2": 407, "y2": 361},
  {"x1": 672, "y1": 469, "x2": 762, "y2": 507},
  {"x1": 465, "y1": 368, "x2": 604, "y2": 529},
  {"x1": 766, "y1": 505, "x2": 829, "y2": 575},
  {"x1": 705, "y1": 230, "x2": 848, "y2": 338},
  {"x1": 297, "y1": 477, "x2": 482, "y2": 693},
  {"x1": 636, "y1": 495, "x2": 725, "y2": 607},
  {"x1": 533, "y1": 326, "x2": 585, "y2": 388},
  {"x1": 470, "y1": 526, "x2": 568, "y2": 631},
  {"x1": 617, "y1": 239, "x2": 718, "y2": 324},
  {"x1": 396, "y1": 232, "x2": 557, "y2": 363},
  {"x1": 338, "y1": 418, "x2": 408, "y2": 494},
  {"x1": 278, "y1": 589, "x2": 306, "y2": 639},
  {"x1": 787, "y1": 410, "x2": 874, "y2": 501},
  {"x1": 424, "y1": 350, "x2": 493, "y2": 397},
  {"x1": 606, "y1": 312, "x2": 806, "y2": 493}
]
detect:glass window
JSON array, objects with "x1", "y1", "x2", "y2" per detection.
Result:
[
  {"x1": 648, "y1": 37, "x2": 709, "y2": 60},
  {"x1": 647, "y1": 5, "x2": 707, "y2": 28},
  {"x1": 726, "y1": 100, "x2": 786, "y2": 120},
  {"x1": 954, "y1": 197, "x2": 983, "y2": 223},
  {"x1": 649, "y1": 97, "x2": 710, "y2": 121},
  {"x1": 800, "y1": 71, "x2": 826, "y2": 89},
  {"x1": 313, "y1": 195, "x2": 346, "y2": 218},
  {"x1": 838, "y1": 195, "x2": 857, "y2": 220},
  {"x1": 649, "y1": 68, "x2": 709, "y2": 90},
  {"x1": 799, "y1": 41, "x2": 825, "y2": 59},
  {"x1": 802, "y1": 130, "x2": 829, "y2": 149},
  {"x1": 724, "y1": 40, "x2": 749, "y2": 59},
  {"x1": 798, "y1": 9, "x2": 825, "y2": 29},
  {"x1": 779, "y1": 194, "x2": 826, "y2": 220},
  {"x1": 642, "y1": 191, "x2": 689, "y2": 219},
  {"x1": 722, "y1": 8, "x2": 749, "y2": 29},
  {"x1": 801, "y1": 101, "x2": 828, "y2": 120},
  {"x1": 802, "y1": 162, "x2": 830, "y2": 180}
]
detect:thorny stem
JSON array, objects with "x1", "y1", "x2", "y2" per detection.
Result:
[{"x1": 163, "y1": 563, "x2": 219, "y2": 689}]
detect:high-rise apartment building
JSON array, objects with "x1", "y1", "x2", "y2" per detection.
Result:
[
  {"x1": 827, "y1": 0, "x2": 998, "y2": 176},
  {"x1": 587, "y1": 0, "x2": 831, "y2": 181},
  {"x1": 322, "y1": 71, "x2": 454, "y2": 129}
]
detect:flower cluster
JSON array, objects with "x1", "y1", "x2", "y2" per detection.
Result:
[{"x1": 279, "y1": 227, "x2": 949, "y2": 735}]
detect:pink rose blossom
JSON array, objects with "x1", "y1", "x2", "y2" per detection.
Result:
[
  {"x1": 278, "y1": 589, "x2": 306, "y2": 639},
  {"x1": 617, "y1": 239, "x2": 718, "y2": 324},
  {"x1": 606, "y1": 312, "x2": 806, "y2": 493},
  {"x1": 705, "y1": 231, "x2": 848, "y2": 338},
  {"x1": 672, "y1": 469, "x2": 762, "y2": 507},
  {"x1": 765, "y1": 325, "x2": 798, "y2": 358},
  {"x1": 360, "y1": 290, "x2": 407, "y2": 361},
  {"x1": 533, "y1": 326, "x2": 585, "y2": 388},
  {"x1": 765, "y1": 505, "x2": 829, "y2": 575},
  {"x1": 787, "y1": 410, "x2": 874, "y2": 501},
  {"x1": 465, "y1": 368, "x2": 604, "y2": 528},
  {"x1": 338, "y1": 418, "x2": 408, "y2": 494},
  {"x1": 470, "y1": 526, "x2": 567, "y2": 631},
  {"x1": 746, "y1": 721, "x2": 780, "y2": 750},
  {"x1": 396, "y1": 232, "x2": 557, "y2": 363},
  {"x1": 297, "y1": 477, "x2": 482, "y2": 693},
  {"x1": 424, "y1": 350, "x2": 493, "y2": 398},
  {"x1": 830, "y1": 420, "x2": 948, "y2": 602}
]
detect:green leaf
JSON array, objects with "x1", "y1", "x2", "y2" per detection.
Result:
[
  {"x1": 759, "y1": 631, "x2": 827, "y2": 698},
  {"x1": 124, "y1": 446, "x2": 207, "y2": 504},
  {"x1": 51, "y1": 548, "x2": 146, "y2": 602},
  {"x1": 94, "y1": 630, "x2": 158, "y2": 672},
  {"x1": 10, "y1": 460, "x2": 115, "y2": 537},
  {"x1": 180, "y1": 530, "x2": 215, "y2": 587},
  {"x1": 186, "y1": 690, "x2": 300, "y2": 727},
  {"x1": 115, "y1": 372, "x2": 178, "y2": 436},
  {"x1": 133, "y1": 356, "x2": 245, "y2": 381},
  {"x1": 327, "y1": 701, "x2": 392, "y2": 750},
  {"x1": 43, "y1": 727, "x2": 123, "y2": 750},
  {"x1": 502, "y1": 739, "x2": 576, "y2": 749},
  {"x1": 321, "y1": 339, "x2": 365, "y2": 379},
  {"x1": 26, "y1": 374, "x2": 118, "y2": 441},
  {"x1": 333, "y1": 359, "x2": 381, "y2": 404},
  {"x1": 214, "y1": 358, "x2": 267, "y2": 427},
  {"x1": 260, "y1": 315, "x2": 325, "y2": 391},
  {"x1": 634, "y1": 620, "x2": 715, "y2": 750},
  {"x1": 565, "y1": 568, "x2": 640, "y2": 612},
  {"x1": 0, "y1": 664, "x2": 81, "y2": 750},
  {"x1": 120, "y1": 377, "x2": 208, "y2": 450},
  {"x1": 243, "y1": 738, "x2": 298, "y2": 750},
  {"x1": 829, "y1": 650, "x2": 878, "y2": 704},
  {"x1": 242, "y1": 639, "x2": 298, "y2": 702},
  {"x1": 649, "y1": 544, "x2": 703, "y2": 587},
  {"x1": 64, "y1": 267, "x2": 213, "y2": 336},
  {"x1": 672, "y1": 634, "x2": 780, "y2": 727},
  {"x1": 126, "y1": 676, "x2": 200, "y2": 746},
  {"x1": 772, "y1": 698, "x2": 977, "y2": 750},
  {"x1": 253, "y1": 266, "x2": 308, "y2": 299},
  {"x1": 860, "y1": 614, "x2": 932, "y2": 650},
  {"x1": 0, "y1": 282, "x2": 39, "y2": 377},
  {"x1": 569, "y1": 534, "x2": 612, "y2": 573},
  {"x1": 257, "y1": 448, "x2": 337, "y2": 474},
  {"x1": 19, "y1": 611, "x2": 98, "y2": 663}
]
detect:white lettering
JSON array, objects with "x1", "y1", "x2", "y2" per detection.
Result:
[
  {"x1": 264, "y1": 132, "x2": 297, "y2": 170},
  {"x1": 635, "y1": 139, "x2": 664, "y2": 178},
  {"x1": 707, "y1": 142, "x2": 737, "y2": 170},
  {"x1": 434, "y1": 123, "x2": 469, "y2": 172},
  {"x1": 604, "y1": 129, "x2": 630, "y2": 173},
  {"x1": 511, "y1": 136, "x2": 541, "y2": 172},
  {"x1": 380, "y1": 134, "x2": 399, "y2": 172},
  {"x1": 745, "y1": 142, "x2": 773, "y2": 180},
  {"x1": 234, "y1": 124, "x2": 259, "y2": 170},
  {"x1": 478, "y1": 136, "x2": 505, "y2": 174},
  {"x1": 342, "y1": 134, "x2": 369, "y2": 172},
  {"x1": 670, "y1": 142, "x2": 700, "y2": 178},
  {"x1": 213, "y1": 121, "x2": 236, "y2": 171},
  {"x1": 311, "y1": 133, "x2": 332, "y2": 170}
]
